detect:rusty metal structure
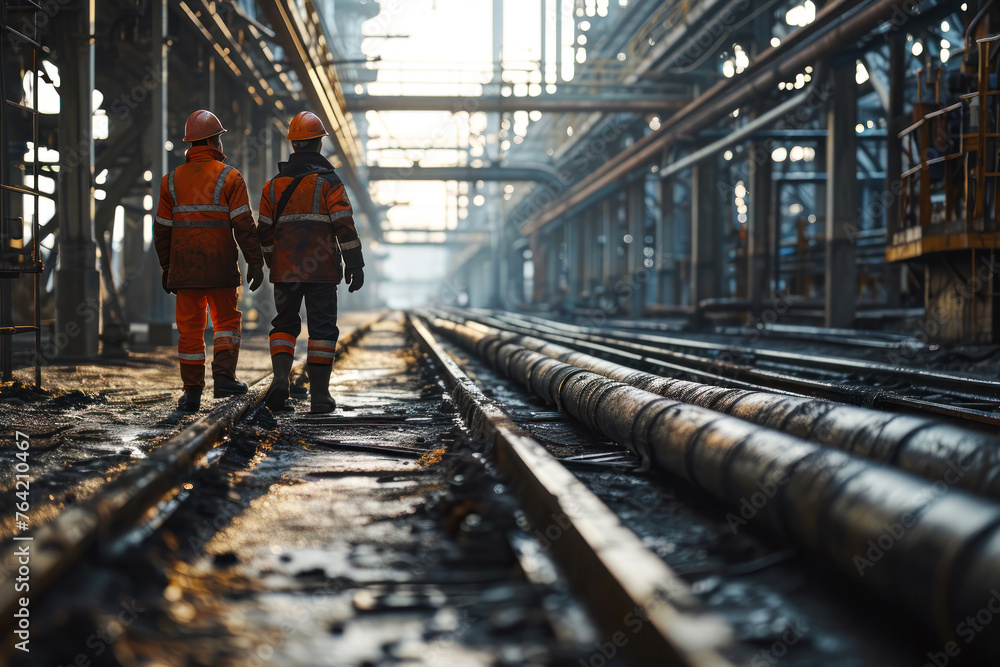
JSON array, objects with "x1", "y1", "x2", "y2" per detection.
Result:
[
  {"x1": 2, "y1": 0, "x2": 997, "y2": 379},
  {"x1": 0, "y1": 0, "x2": 43, "y2": 384},
  {"x1": 0, "y1": 0, "x2": 384, "y2": 383},
  {"x1": 889, "y1": 18, "x2": 1000, "y2": 343}
]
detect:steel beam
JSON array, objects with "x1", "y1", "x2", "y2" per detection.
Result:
[
  {"x1": 825, "y1": 65, "x2": 858, "y2": 328},
  {"x1": 367, "y1": 164, "x2": 565, "y2": 186},
  {"x1": 53, "y1": 0, "x2": 100, "y2": 359},
  {"x1": 519, "y1": 0, "x2": 912, "y2": 237},
  {"x1": 147, "y1": 0, "x2": 172, "y2": 329},
  {"x1": 259, "y1": 0, "x2": 380, "y2": 234},
  {"x1": 627, "y1": 179, "x2": 645, "y2": 317},
  {"x1": 344, "y1": 94, "x2": 686, "y2": 113},
  {"x1": 747, "y1": 141, "x2": 772, "y2": 311},
  {"x1": 691, "y1": 160, "x2": 721, "y2": 310},
  {"x1": 380, "y1": 232, "x2": 491, "y2": 245}
]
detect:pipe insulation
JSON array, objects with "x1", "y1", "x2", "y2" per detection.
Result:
[
  {"x1": 425, "y1": 312, "x2": 1000, "y2": 501},
  {"x1": 423, "y1": 314, "x2": 1000, "y2": 652}
]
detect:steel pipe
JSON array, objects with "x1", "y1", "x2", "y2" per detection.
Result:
[
  {"x1": 344, "y1": 94, "x2": 687, "y2": 113},
  {"x1": 520, "y1": 0, "x2": 914, "y2": 236},
  {"x1": 367, "y1": 164, "x2": 566, "y2": 186},
  {"x1": 429, "y1": 312, "x2": 1000, "y2": 501},
  {"x1": 425, "y1": 315, "x2": 1000, "y2": 651}
]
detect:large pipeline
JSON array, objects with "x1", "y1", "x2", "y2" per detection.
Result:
[
  {"x1": 424, "y1": 315, "x2": 1000, "y2": 653},
  {"x1": 425, "y1": 312, "x2": 1000, "y2": 502}
]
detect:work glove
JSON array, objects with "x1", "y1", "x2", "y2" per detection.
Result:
[
  {"x1": 161, "y1": 271, "x2": 176, "y2": 295},
  {"x1": 247, "y1": 263, "x2": 265, "y2": 292},
  {"x1": 345, "y1": 266, "x2": 365, "y2": 293}
]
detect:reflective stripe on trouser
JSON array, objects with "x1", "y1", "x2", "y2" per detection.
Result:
[
  {"x1": 176, "y1": 287, "x2": 242, "y2": 388},
  {"x1": 307, "y1": 339, "x2": 337, "y2": 365},
  {"x1": 269, "y1": 282, "x2": 340, "y2": 356},
  {"x1": 269, "y1": 332, "x2": 296, "y2": 357},
  {"x1": 214, "y1": 328, "x2": 241, "y2": 352}
]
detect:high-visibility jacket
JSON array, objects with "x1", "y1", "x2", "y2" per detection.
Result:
[
  {"x1": 258, "y1": 152, "x2": 364, "y2": 283},
  {"x1": 154, "y1": 146, "x2": 263, "y2": 289}
]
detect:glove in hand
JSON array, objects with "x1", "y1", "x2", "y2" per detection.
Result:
[
  {"x1": 248, "y1": 264, "x2": 265, "y2": 292},
  {"x1": 345, "y1": 266, "x2": 365, "y2": 293},
  {"x1": 161, "y1": 271, "x2": 176, "y2": 295}
]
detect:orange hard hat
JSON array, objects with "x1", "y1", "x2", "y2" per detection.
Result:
[
  {"x1": 183, "y1": 110, "x2": 227, "y2": 142},
  {"x1": 287, "y1": 111, "x2": 329, "y2": 141}
]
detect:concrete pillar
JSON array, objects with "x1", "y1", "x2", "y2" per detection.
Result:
[
  {"x1": 54, "y1": 0, "x2": 100, "y2": 359},
  {"x1": 748, "y1": 143, "x2": 772, "y2": 312},
  {"x1": 825, "y1": 65, "x2": 858, "y2": 328},
  {"x1": 691, "y1": 159, "x2": 721, "y2": 309}
]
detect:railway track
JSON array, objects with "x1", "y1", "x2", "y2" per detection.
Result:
[
  {"x1": 448, "y1": 308, "x2": 1000, "y2": 428},
  {"x1": 5, "y1": 310, "x2": 999, "y2": 664}
]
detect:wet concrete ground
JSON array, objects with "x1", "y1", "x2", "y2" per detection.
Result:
[
  {"x1": 0, "y1": 315, "x2": 373, "y2": 543},
  {"x1": 0, "y1": 332, "x2": 265, "y2": 543},
  {"x1": 440, "y1": 337, "x2": 935, "y2": 666},
  {"x1": 14, "y1": 316, "x2": 591, "y2": 666}
]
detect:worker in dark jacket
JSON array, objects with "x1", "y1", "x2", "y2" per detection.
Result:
[
  {"x1": 155, "y1": 110, "x2": 265, "y2": 413},
  {"x1": 258, "y1": 111, "x2": 365, "y2": 413}
]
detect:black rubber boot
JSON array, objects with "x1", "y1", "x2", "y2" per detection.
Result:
[
  {"x1": 265, "y1": 353, "x2": 294, "y2": 412},
  {"x1": 214, "y1": 375, "x2": 248, "y2": 398},
  {"x1": 177, "y1": 388, "x2": 202, "y2": 413},
  {"x1": 308, "y1": 363, "x2": 336, "y2": 414}
]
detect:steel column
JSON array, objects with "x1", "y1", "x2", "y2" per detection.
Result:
[
  {"x1": 54, "y1": 0, "x2": 100, "y2": 359},
  {"x1": 147, "y1": 0, "x2": 172, "y2": 332},
  {"x1": 628, "y1": 179, "x2": 645, "y2": 316},
  {"x1": 657, "y1": 177, "x2": 677, "y2": 305},
  {"x1": 884, "y1": 31, "x2": 905, "y2": 307},
  {"x1": 825, "y1": 65, "x2": 858, "y2": 328},
  {"x1": 691, "y1": 159, "x2": 721, "y2": 309},
  {"x1": 748, "y1": 143, "x2": 772, "y2": 311}
]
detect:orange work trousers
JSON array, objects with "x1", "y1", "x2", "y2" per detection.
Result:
[{"x1": 176, "y1": 288, "x2": 242, "y2": 389}]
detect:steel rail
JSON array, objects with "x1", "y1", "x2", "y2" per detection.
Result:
[
  {"x1": 406, "y1": 313, "x2": 738, "y2": 667},
  {"x1": 464, "y1": 309, "x2": 1000, "y2": 427},
  {"x1": 0, "y1": 313, "x2": 386, "y2": 639},
  {"x1": 428, "y1": 313, "x2": 1000, "y2": 653}
]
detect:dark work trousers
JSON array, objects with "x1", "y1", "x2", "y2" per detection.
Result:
[{"x1": 270, "y1": 282, "x2": 340, "y2": 347}]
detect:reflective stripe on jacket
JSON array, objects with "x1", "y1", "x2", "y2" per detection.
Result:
[
  {"x1": 258, "y1": 152, "x2": 364, "y2": 284},
  {"x1": 154, "y1": 146, "x2": 263, "y2": 289}
]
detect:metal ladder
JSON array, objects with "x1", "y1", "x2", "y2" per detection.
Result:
[{"x1": 0, "y1": 0, "x2": 44, "y2": 387}]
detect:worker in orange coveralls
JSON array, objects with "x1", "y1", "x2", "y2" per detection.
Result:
[
  {"x1": 155, "y1": 110, "x2": 265, "y2": 413},
  {"x1": 258, "y1": 111, "x2": 365, "y2": 414}
]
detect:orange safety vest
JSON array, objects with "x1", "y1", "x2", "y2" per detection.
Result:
[
  {"x1": 154, "y1": 146, "x2": 263, "y2": 289},
  {"x1": 258, "y1": 153, "x2": 364, "y2": 283}
]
